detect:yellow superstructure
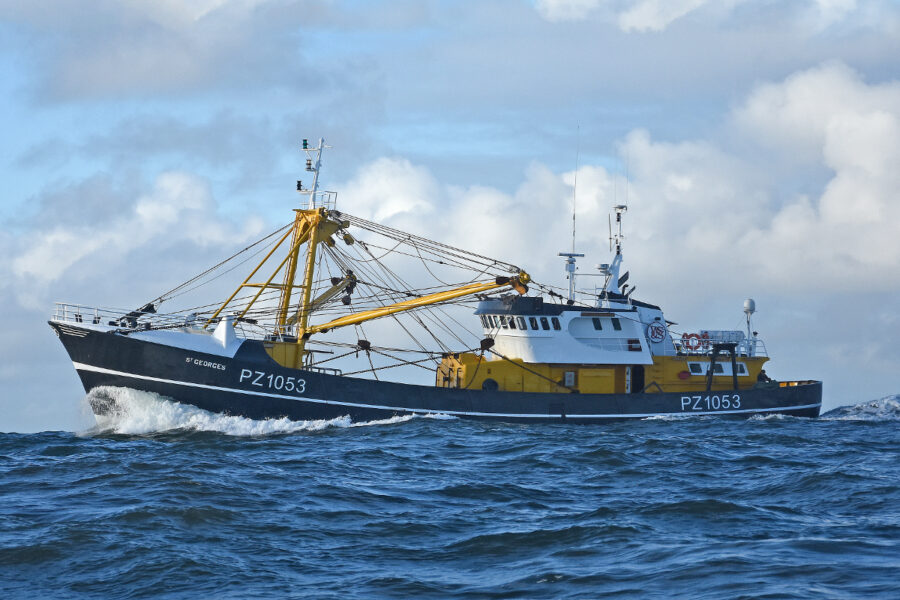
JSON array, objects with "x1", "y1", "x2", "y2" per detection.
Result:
[{"x1": 436, "y1": 352, "x2": 769, "y2": 394}]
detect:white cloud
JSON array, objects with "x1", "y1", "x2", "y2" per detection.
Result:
[
  {"x1": 124, "y1": 0, "x2": 268, "y2": 27},
  {"x1": 617, "y1": 0, "x2": 712, "y2": 32},
  {"x1": 335, "y1": 158, "x2": 441, "y2": 223},
  {"x1": 725, "y1": 63, "x2": 900, "y2": 289},
  {"x1": 811, "y1": 0, "x2": 857, "y2": 28},
  {"x1": 533, "y1": 0, "x2": 873, "y2": 32},
  {"x1": 534, "y1": 0, "x2": 601, "y2": 22},
  {"x1": 10, "y1": 172, "x2": 264, "y2": 306},
  {"x1": 734, "y1": 62, "x2": 900, "y2": 163},
  {"x1": 534, "y1": 0, "x2": 725, "y2": 29},
  {"x1": 0, "y1": 0, "x2": 322, "y2": 99}
]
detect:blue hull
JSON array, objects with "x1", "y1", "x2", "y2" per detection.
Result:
[{"x1": 51, "y1": 322, "x2": 822, "y2": 423}]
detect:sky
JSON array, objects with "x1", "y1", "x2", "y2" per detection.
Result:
[{"x1": 1, "y1": 0, "x2": 899, "y2": 431}]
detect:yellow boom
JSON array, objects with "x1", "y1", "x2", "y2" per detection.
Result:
[{"x1": 301, "y1": 273, "x2": 530, "y2": 338}]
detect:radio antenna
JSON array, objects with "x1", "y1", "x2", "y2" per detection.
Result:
[
  {"x1": 624, "y1": 148, "x2": 630, "y2": 208},
  {"x1": 558, "y1": 126, "x2": 585, "y2": 303},
  {"x1": 571, "y1": 125, "x2": 580, "y2": 254}
]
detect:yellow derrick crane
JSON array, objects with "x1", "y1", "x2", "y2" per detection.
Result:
[{"x1": 205, "y1": 205, "x2": 530, "y2": 368}]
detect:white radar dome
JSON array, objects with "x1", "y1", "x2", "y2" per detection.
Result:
[{"x1": 744, "y1": 298, "x2": 756, "y2": 315}]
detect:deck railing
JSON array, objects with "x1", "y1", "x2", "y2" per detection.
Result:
[
  {"x1": 52, "y1": 302, "x2": 209, "y2": 331},
  {"x1": 673, "y1": 336, "x2": 768, "y2": 357},
  {"x1": 51, "y1": 302, "x2": 281, "y2": 340}
]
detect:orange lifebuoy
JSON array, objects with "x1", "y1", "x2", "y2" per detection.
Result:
[{"x1": 681, "y1": 332, "x2": 701, "y2": 351}]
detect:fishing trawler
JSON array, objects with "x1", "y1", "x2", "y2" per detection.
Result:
[{"x1": 50, "y1": 138, "x2": 821, "y2": 422}]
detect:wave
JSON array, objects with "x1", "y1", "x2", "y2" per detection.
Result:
[
  {"x1": 81, "y1": 386, "x2": 451, "y2": 436},
  {"x1": 820, "y1": 395, "x2": 900, "y2": 421},
  {"x1": 640, "y1": 414, "x2": 693, "y2": 421},
  {"x1": 748, "y1": 412, "x2": 790, "y2": 421}
]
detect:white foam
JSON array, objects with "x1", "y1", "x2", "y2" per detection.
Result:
[
  {"x1": 349, "y1": 414, "x2": 416, "y2": 427},
  {"x1": 748, "y1": 412, "x2": 788, "y2": 421},
  {"x1": 421, "y1": 412, "x2": 457, "y2": 420},
  {"x1": 821, "y1": 395, "x2": 900, "y2": 421},
  {"x1": 641, "y1": 414, "x2": 693, "y2": 421},
  {"x1": 81, "y1": 386, "x2": 444, "y2": 436}
]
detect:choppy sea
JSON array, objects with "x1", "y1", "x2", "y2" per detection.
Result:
[{"x1": 1, "y1": 389, "x2": 898, "y2": 599}]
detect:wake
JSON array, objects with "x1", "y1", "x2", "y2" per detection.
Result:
[{"x1": 81, "y1": 386, "x2": 452, "y2": 436}]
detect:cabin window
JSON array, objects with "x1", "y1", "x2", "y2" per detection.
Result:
[
  {"x1": 713, "y1": 364, "x2": 724, "y2": 373},
  {"x1": 540, "y1": 317, "x2": 550, "y2": 330},
  {"x1": 509, "y1": 317, "x2": 517, "y2": 330},
  {"x1": 611, "y1": 318, "x2": 622, "y2": 331},
  {"x1": 551, "y1": 317, "x2": 561, "y2": 331},
  {"x1": 493, "y1": 315, "x2": 500, "y2": 328},
  {"x1": 529, "y1": 317, "x2": 538, "y2": 330},
  {"x1": 480, "y1": 316, "x2": 488, "y2": 328},
  {"x1": 592, "y1": 317, "x2": 602, "y2": 330},
  {"x1": 516, "y1": 317, "x2": 526, "y2": 330},
  {"x1": 689, "y1": 362, "x2": 703, "y2": 374},
  {"x1": 737, "y1": 363, "x2": 748, "y2": 375},
  {"x1": 501, "y1": 316, "x2": 509, "y2": 329}
]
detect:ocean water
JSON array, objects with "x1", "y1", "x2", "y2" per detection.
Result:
[{"x1": 1, "y1": 389, "x2": 898, "y2": 599}]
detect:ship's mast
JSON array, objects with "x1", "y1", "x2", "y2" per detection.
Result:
[
  {"x1": 603, "y1": 204, "x2": 627, "y2": 294},
  {"x1": 303, "y1": 137, "x2": 325, "y2": 209},
  {"x1": 276, "y1": 138, "x2": 328, "y2": 339},
  {"x1": 558, "y1": 252, "x2": 584, "y2": 302}
]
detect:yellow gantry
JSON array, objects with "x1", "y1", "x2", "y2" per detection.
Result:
[
  {"x1": 204, "y1": 208, "x2": 338, "y2": 332},
  {"x1": 208, "y1": 205, "x2": 529, "y2": 368}
]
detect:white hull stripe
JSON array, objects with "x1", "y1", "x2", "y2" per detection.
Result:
[{"x1": 73, "y1": 362, "x2": 820, "y2": 420}]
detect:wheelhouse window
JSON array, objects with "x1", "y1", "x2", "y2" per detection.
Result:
[
  {"x1": 501, "y1": 316, "x2": 509, "y2": 329},
  {"x1": 529, "y1": 317, "x2": 538, "y2": 330},
  {"x1": 592, "y1": 317, "x2": 602, "y2": 330},
  {"x1": 508, "y1": 316, "x2": 516, "y2": 329},
  {"x1": 551, "y1": 317, "x2": 561, "y2": 331},
  {"x1": 611, "y1": 318, "x2": 622, "y2": 331},
  {"x1": 516, "y1": 317, "x2": 526, "y2": 330},
  {"x1": 540, "y1": 317, "x2": 550, "y2": 330},
  {"x1": 687, "y1": 361, "x2": 749, "y2": 375}
]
